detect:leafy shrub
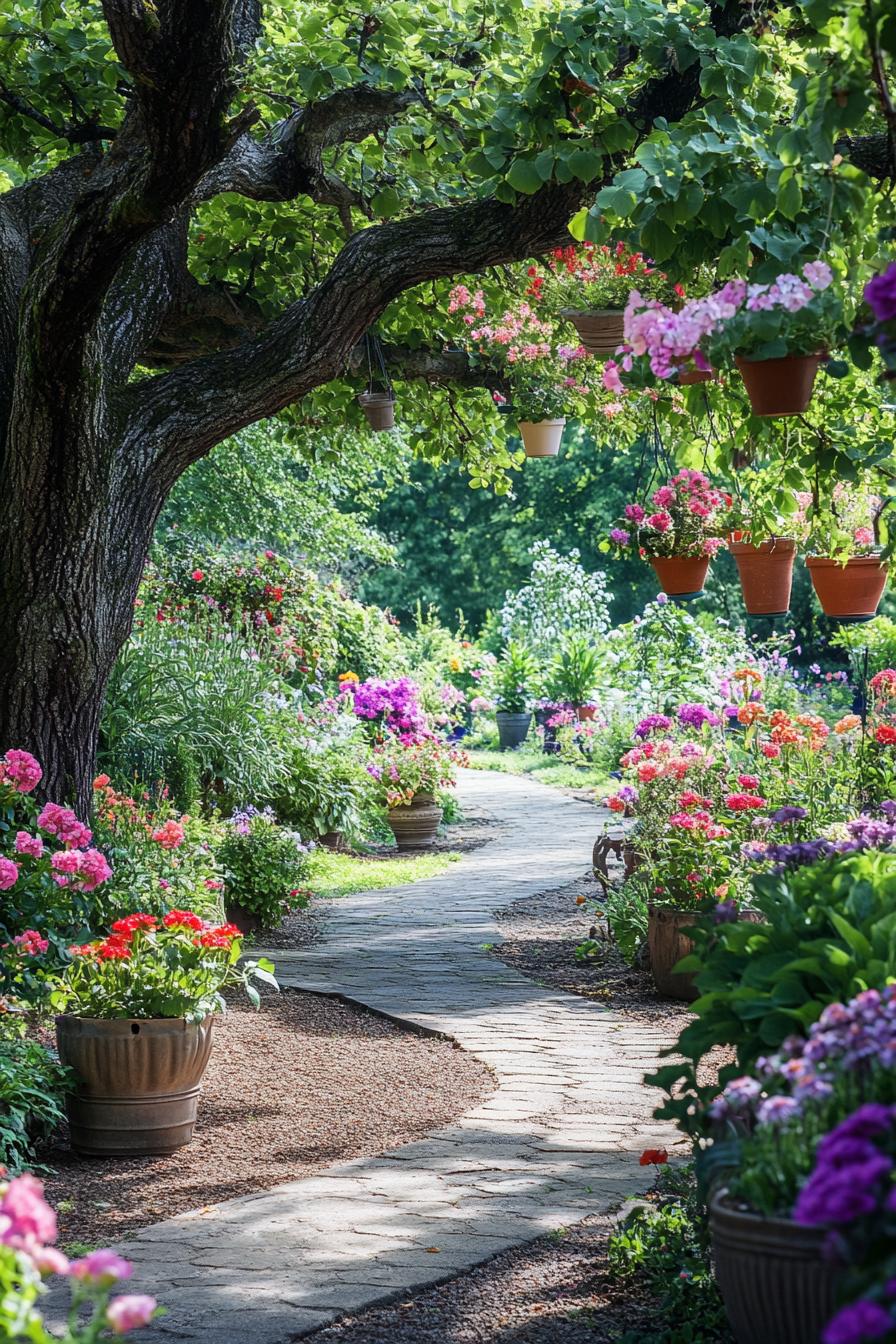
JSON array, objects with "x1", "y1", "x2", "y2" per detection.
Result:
[
  {"x1": 274, "y1": 740, "x2": 376, "y2": 842},
  {"x1": 652, "y1": 850, "x2": 896, "y2": 1132},
  {"x1": 218, "y1": 810, "x2": 311, "y2": 926},
  {"x1": 100, "y1": 619, "x2": 292, "y2": 809},
  {"x1": 500, "y1": 541, "x2": 612, "y2": 661},
  {"x1": 491, "y1": 641, "x2": 538, "y2": 713},
  {"x1": 545, "y1": 634, "x2": 602, "y2": 705},
  {"x1": 608, "y1": 1164, "x2": 728, "y2": 1344},
  {"x1": 0, "y1": 1036, "x2": 70, "y2": 1173}
]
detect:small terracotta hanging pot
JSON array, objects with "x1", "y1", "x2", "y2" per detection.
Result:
[
  {"x1": 675, "y1": 359, "x2": 716, "y2": 386},
  {"x1": 560, "y1": 309, "x2": 625, "y2": 356},
  {"x1": 576, "y1": 704, "x2": 597, "y2": 721},
  {"x1": 734, "y1": 353, "x2": 822, "y2": 417},
  {"x1": 650, "y1": 555, "x2": 710, "y2": 598},
  {"x1": 518, "y1": 419, "x2": 565, "y2": 457},
  {"x1": 806, "y1": 556, "x2": 888, "y2": 621},
  {"x1": 730, "y1": 537, "x2": 796, "y2": 616},
  {"x1": 358, "y1": 391, "x2": 396, "y2": 431}
]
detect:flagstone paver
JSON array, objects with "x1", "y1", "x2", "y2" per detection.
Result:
[{"x1": 85, "y1": 769, "x2": 678, "y2": 1343}]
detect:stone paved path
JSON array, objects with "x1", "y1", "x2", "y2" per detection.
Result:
[{"x1": 107, "y1": 770, "x2": 677, "y2": 1343}]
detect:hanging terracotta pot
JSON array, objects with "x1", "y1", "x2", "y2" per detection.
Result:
[
  {"x1": 675, "y1": 359, "x2": 716, "y2": 386},
  {"x1": 519, "y1": 419, "x2": 565, "y2": 457},
  {"x1": 576, "y1": 704, "x2": 597, "y2": 721},
  {"x1": 730, "y1": 537, "x2": 796, "y2": 616},
  {"x1": 560, "y1": 308, "x2": 624, "y2": 356},
  {"x1": 734, "y1": 353, "x2": 821, "y2": 417},
  {"x1": 806, "y1": 555, "x2": 888, "y2": 621},
  {"x1": 650, "y1": 555, "x2": 710, "y2": 598},
  {"x1": 358, "y1": 391, "x2": 396, "y2": 431}
]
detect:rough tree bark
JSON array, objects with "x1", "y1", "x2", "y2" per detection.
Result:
[{"x1": 0, "y1": 0, "x2": 888, "y2": 811}]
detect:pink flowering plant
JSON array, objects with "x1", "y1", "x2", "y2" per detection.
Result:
[
  {"x1": 339, "y1": 676, "x2": 430, "y2": 742},
  {"x1": 56, "y1": 911, "x2": 277, "y2": 1021},
  {"x1": 366, "y1": 734, "x2": 463, "y2": 809},
  {"x1": 609, "y1": 470, "x2": 730, "y2": 560},
  {"x1": 0, "y1": 748, "x2": 114, "y2": 961},
  {"x1": 795, "y1": 481, "x2": 887, "y2": 562},
  {"x1": 0, "y1": 1170, "x2": 160, "y2": 1341},
  {"x1": 447, "y1": 285, "x2": 592, "y2": 422},
  {"x1": 603, "y1": 260, "x2": 842, "y2": 389}
]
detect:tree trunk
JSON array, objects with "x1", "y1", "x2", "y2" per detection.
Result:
[{"x1": 0, "y1": 401, "x2": 157, "y2": 816}]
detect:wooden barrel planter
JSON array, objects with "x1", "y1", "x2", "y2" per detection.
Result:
[
  {"x1": 734, "y1": 353, "x2": 821, "y2": 417},
  {"x1": 56, "y1": 1015, "x2": 217, "y2": 1157},
  {"x1": 710, "y1": 1190, "x2": 843, "y2": 1344},
  {"x1": 647, "y1": 905, "x2": 699, "y2": 1001},
  {"x1": 387, "y1": 793, "x2": 443, "y2": 851}
]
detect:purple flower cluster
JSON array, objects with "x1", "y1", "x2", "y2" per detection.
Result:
[
  {"x1": 803, "y1": 988, "x2": 896, "y2": 1073},
  {"x1": 824, "y1": 1298, "x2": 894, "y2": 1344},
  {"x1": 750, "y1": 806, "x2": 896, "y2": 871},
  {"x1": 230, "y1": 804, "x2": 276, "y2": 836},
  {"x1": 677, "y1": 702, "x2": 721, "y2": 729},
  {"x1": 633, "y1": 713, "x2": 673, "y2": 739},
  {"x1": 343, "y1": 677, "x2": 428, "y2": 741},
  {"x1": 794, "y1": 1104, "x2": 896, "y2": 1227}
]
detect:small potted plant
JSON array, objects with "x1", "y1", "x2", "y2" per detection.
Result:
[
  {"x1": 534, "y1": 242, "x2": 679, "y2": 356},
  {"x1": 358, "y1": 383, "x2": 396, "y2": 431},
  {"x1": 367, "y1": 733, "x2": 461, "y2": 850},
  {"x1": 219, "y1": 806, "x2": 313, "y2": 934},
  {"x1": 54, "y1": 912, "x2": 276, "y2": 1156},
  {"x1": 610, "y1": 470, "x2": 729, "y2": 598},
  {"x1": 726, "y1": 497, "x2": 799, "y2": 616},
  {"x1": 447, "y1": 285, "x2": 590, "y2": 457},
  {"x1": 803, "y1": 482, "x2": 889, "y2": 621},
  {"x1": 545, "y1": 634, "x2": 602, "y2": 719},
  {"x1": 491, "y1": 641, "x2": 537, "y2": 749}
]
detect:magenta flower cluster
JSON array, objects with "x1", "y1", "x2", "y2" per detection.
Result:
[{"x1": 341, "y1": 677, "x2": 429, "y2": 741}]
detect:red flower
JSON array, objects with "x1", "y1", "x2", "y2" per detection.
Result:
[
  {"x1": 194, "y1": 931, "x2": 232, "y2": 948},
  {"x1": 876, "y1": 724, "x2": 896, "y2": 746},
  {"x1": 96, "y1": 937, "x2": 132, "y2": 960},
  {"x1": 725, "y1": 793, "x2": 766, "y2": 811},
  {"x1": 737, "y1": 774, "x2": 760, "y2": 790},
  {"x1": 639, "y1": 1148, "x2": 668, "y2": 1166},
  {"x1": 111, "y1": 913, "x2": 157, "y2": 937},
  {"x1": 191, "y1": 569, "x2": 205, "y2": 582},
  {"x1": 163, "y1": 910, "x2": 204, "y2": 930}
]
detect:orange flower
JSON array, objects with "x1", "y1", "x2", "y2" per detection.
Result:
[
  {"x1": 769, "y1": 709, "x2": 792, "y2": 729},
  {"x1": 771, "y1": 724, "x2": 805, "y2": 747},
  {"x1": 733, "y1": 667, "x2": 763, "y2": 684},
  {"x1": 737, "y1": 703, "x2": 766, "y2": 726},
  {"x1": 797, "y1": 714, "x2": 829, "y2": 738},
  {"x1": 834, "y1": 715, "x2": 861, "y2": 734}
]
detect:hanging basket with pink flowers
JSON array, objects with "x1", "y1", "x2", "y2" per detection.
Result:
[{"x1": 608, "y1": 470, "x2": 730, "y2": 599}]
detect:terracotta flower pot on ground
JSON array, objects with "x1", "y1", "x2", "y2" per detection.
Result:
[
  {"x1": 560, "y1": 308, "x2": 625, "y2": 356},
  {"x1": 734, "y1": 353, "x2": 821, "y2": 417},
  {"x1": 647, "y1": 905, "x2": 699, "y2": 1001},
  {"x1": 56, "y1": 1015, "x2": 217, "y2": 1157},
  {"x1": 387, "y1": 793, "x2": 443, "y2": 851},
  {"x1": 518, "y1": 419, "x2": 565, "y2": 458},
  {"x1": 650, "y1": 555, "x2": 710, "y2": 599},
  {"x1": 496, "y1": 710, "x2": 532, "y2": 750},
  {"x1": 576, "y1": 705, "x2": 597, "y2": 721},
  {"x1": 710, "y1": 1190, "x2": 843, "y2": 1344},
  {"x1": 358, "y1": 391, "x2": 396, "y2": 431},
  {"x1": 730, "y1": 537, "x2": 796, "y2": 616},
  {"x1": 807, "y1": 555, "x2": 888, "y2": 621}
]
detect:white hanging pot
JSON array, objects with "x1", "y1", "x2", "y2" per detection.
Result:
[{"x1": 518, "y1": 419, "x2": 565, "y2": 458}]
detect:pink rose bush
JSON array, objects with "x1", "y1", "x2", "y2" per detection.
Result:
[
  {"x1": 0, "y1": 1171, "x2": 158, "y2": 1339},
  {"x1": 609, "y1": 470, "x2": 730, "y2": 561}
]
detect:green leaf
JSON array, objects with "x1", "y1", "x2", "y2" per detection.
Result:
[
  {"x1": 566, "y1": 147, "x2": 604, "y2": 184},
  {"x1": 506, "y1": 157, "x2": 544, "y2": 195},
  {"x1": 776, "y1": 173, "x2": 802, "y2": 220}
]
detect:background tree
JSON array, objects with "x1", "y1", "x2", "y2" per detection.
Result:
[{"x1": 0, "y1": 0, "x2": 892, "y2": 807}]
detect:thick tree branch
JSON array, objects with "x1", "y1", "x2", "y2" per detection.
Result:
[
  {"x1": 836, "y1": 132, "x2": 895, "y2": 181},
  {"x1": 348, "y1": 343, "x2": 507, "y2": 393},
  {"x1": 0, "y1": 78, "x2": 117, "y2": 143},
  {"x1": 195, "y1": 86, "x2": 419, "y2": 204}
]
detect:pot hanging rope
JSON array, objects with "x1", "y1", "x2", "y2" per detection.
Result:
[{"x1": 358, "y1": 331, "x2": 396, "y2": 431}]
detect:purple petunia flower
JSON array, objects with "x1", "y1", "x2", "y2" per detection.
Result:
[
  {"x1": 823, "y1": 1298, "x2": 893, "y2": 1344},
  {"x1": 677, "y1": 702, "x2": 721, "y2": 729},
  {"x1": 633, "y1": 713, "x2": 673, "y2": 739}
]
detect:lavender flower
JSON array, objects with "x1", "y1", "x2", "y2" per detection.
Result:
[
  {"x1": 823, "y1": 1300, "x2": 894, "y2": 1344},
  {"x1": 756, "y1": 1094, "x2": 801, "y2": 1127},
  {"x1": 633, "y1": 713, "x2": 673, "y2": 739},
  {"x1": 677, "y1": 702, "x2": 721, "y2": 729},
  {"x1": 769, "y1": 805, "x2": 808, "y2": 825}
]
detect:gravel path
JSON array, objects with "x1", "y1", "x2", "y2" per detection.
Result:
[{"x1": 42, "y1": 989, "x2": 494, "y2": 1249}]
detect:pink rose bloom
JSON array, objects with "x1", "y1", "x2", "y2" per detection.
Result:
[
  {"x1": 645, "y1": 511, "x2": 671, "y2": 532},
  {"x1": 0, "y1": 1174, "x2": 57, "y2": 1250},
  {"x1": 13, "y1": 930, "x2": 48, "y2": 956},
  {"x1": 37, "y1": 802, "x2": 92, "y2": 849},
  {"x1": 70, "y1": 1249, "x2": 133, "y2": 1285},
  {"x1": 0, "y1": 857, "x2": 19, "y2": 890},
  {"x1": 51, "y1": 849, "x2": 81, "y2": 877},
  {"x1": 152, "y1": 820, "x2": 186, "y2": 850},
  {"x1": 106, "y1": 1295, "x2": 157, "y2": 1334},
  {"x1": 2, "y1": 749, "x2": 43, "y2": 793},
  {"x1": 14, "y1": 831, "x2": 44, "y2": 858}
]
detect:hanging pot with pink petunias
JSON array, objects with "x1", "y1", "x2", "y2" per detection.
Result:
[{"x1": 608, "y1": 470, "x2": 730, "y2": 599}]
